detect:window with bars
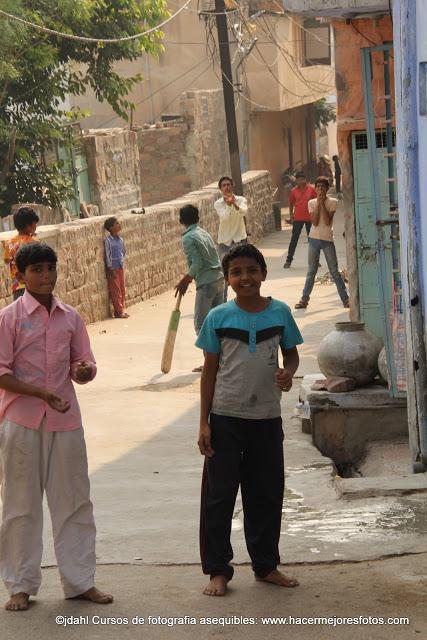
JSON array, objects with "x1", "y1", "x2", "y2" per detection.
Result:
[{"x1": 354, "y1": 131, "x2": 396, "y2": 150}]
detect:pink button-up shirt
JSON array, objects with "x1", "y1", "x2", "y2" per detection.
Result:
[{"x1": 0, "y1": 291, "x2": 96, "y2": 431}]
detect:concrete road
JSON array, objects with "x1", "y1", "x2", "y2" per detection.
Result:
[{"x1": 1, "y1": 212, "x2": 426, "y2": 637}]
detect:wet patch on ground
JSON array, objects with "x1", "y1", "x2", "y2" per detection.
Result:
[{"x1": 281, "y1": 486, "x2": 427, "y2": 553}]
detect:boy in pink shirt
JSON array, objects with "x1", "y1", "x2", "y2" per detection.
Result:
[{"x1": 0, "y1": 242, "x2": 113, "y2": 611}]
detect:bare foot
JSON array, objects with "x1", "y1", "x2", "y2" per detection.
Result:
[
  {"x1": 256, "y1": 569, "x2": 299, "y2": 588},
  {"x1": 72, "y1": 587, "x2": 113, "y2": 604},
  {"x1": 203, "y1": 576, "x2": 229, "y2": 597},
  {"x1": 5, "y1": 592, "x2": 30, "y2": 611},
  {"x1": 115, "y1": 313, "x2": 129, "y2": 319}
]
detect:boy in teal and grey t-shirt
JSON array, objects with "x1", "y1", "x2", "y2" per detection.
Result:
[
  {"x1": 196, "y1": 243, "x2": 303, "y2": 596},
  {"x1": 175, "y1": 204, "x2": 225, "y2": 371}
]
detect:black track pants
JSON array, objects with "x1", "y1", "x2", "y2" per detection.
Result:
[{"x1": 200, "y1": 413, "x2": 284, "y2": 581}]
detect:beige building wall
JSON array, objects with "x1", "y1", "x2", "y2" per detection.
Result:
[
  {"x1": 70, "y1": 1, "x2": 220, "y2": 129},
  {"x1": 70, "y1": 3, "x2": 334, "y2": 128}
]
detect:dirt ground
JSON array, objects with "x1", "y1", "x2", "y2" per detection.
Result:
[{"x1": 1, "y1": 555, "x2": 426, "y2": 639}]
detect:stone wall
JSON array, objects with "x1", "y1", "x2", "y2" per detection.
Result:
[
  {"x1": 180, "y1": 89, "x2": 230, "y2": 189},
  {"x1": 136, "y1": 121, "x2": 192, "y2": 206},
  {"x1": 0, "y1": 171, "x2": 273, "y2": 322},
  {"x1": 83, "y1": 128, "x2": 141, "y2": 217},
  {"x1": 136, "y1": 89, "x2": 230, "y2": 207}
]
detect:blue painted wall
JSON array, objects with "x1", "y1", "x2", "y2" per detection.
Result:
[
  {"x1": 415, "y1": 0, "x2": 427, "y2": 326},
  {"x1": 393, "y1": 0, "x2": 427, "y2": 469}
]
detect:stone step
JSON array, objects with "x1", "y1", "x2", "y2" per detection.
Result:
[{"x1": 335, "y1": 474, "x2": 427, "y2": 499}]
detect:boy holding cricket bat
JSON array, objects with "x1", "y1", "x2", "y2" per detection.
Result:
[
  {"x1": 175, "y1": 205, "x2": 224, "y2": 371},
  {"x1": 196, "y1": 243, "x2": 303, "y2": 597}
]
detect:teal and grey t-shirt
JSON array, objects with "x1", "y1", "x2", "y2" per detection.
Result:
[{"x1": 195, "y1": 299, "x2": 303, "y2": 420}]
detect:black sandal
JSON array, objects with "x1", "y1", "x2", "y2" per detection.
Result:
[{"x1": 295, "y1": 299, "x2": 309, "y2": 309}]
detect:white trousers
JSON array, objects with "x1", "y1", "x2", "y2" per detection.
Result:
[{"x1": 0, "y1": 419, "x2": 96, "y2": 597}]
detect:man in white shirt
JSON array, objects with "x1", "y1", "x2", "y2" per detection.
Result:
[
  {"x1": 214, "y1": 176, "x2": 248, "y2": 300},
  {"x1": 295, "y1": 176, "x2": 349, "y2": 309},
  {"x1": 214, "y1": 176, "x2": 248, "y2": 257}
]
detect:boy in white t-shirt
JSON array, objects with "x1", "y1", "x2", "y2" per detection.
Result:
[{"x1": 295, "y1": 176, "x2": 349, "y2": 309}]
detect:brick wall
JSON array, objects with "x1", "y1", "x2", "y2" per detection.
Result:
[{"x1": 0, "y1": 171, "x2": 273, "y2": 323}]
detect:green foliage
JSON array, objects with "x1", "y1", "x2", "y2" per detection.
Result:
[
  {"x1": 0, "y1": 0, "x2": 168, "y2": 213},
  {"x1": 313, "y1": 98, "x2": 336, "y2": 130},
  {"x1": 1, "y1": 160, "x2": 76, "y2": 208}
]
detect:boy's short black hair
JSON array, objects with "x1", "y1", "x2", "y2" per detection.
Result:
[
  {"x1": 15, "y1": 242, "x2": 57, "y2": 274},
  {"x1": 314, "y1": 176, "x2": 330, "y2": 188},
  {"x1": 13, "y1": 207, "x2": 39, "y2": 232},
  {"x1": 104, "y1": 216, "x2": 118, "y2": 232},
  {"x1": 222, "y1": 243, "x2": 267, "y2": 276},
  {"x1": 218, "y1": 176, "x2": 233, "y2": 188},
  {"x1": 295, "y1": 171, "x2": 306, "y2": 178},
  {"x1": 179, "y1": 204, "x2": 199, "y2": 226}
]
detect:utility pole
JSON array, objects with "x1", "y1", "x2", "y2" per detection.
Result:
[{"x1": 215, "y1": 0, "x2": 243, "y2": 195}]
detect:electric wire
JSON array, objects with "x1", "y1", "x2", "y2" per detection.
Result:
[
  {"x1": 0, "y1": 2, "x2": 191, "y2": 43},
  {"x1": 233, "y1": 17, "x2": 334, "y2": 100},
  {"x1": 224, "y1": 7, "x2": 335, "y2": 102}
]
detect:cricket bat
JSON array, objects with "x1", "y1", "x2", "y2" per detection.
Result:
[{"x1": 161, "y1": 293, "x2": 182, "y2": 374}]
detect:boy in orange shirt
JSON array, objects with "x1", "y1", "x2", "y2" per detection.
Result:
[{"x1": 3, "y1": 207, "x2": 39, "y2": 300}]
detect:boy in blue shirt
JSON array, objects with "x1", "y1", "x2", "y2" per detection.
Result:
[
  {"x1": 196, "y1": 243, "x2": 303, "y2": 597},
  {"x1": 104, "y1": 217, "x2": 129, "y2": 319}
]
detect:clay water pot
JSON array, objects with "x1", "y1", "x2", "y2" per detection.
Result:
[
  {"x1": 378, "y1": 346, "x2": 389, "y2": 382},
  {"x1": 317, "y1": 321, "x2": 382, "y2": 386}
]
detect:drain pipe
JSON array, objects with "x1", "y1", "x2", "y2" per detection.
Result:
[{"x1": 393, "y1": 0, "x2": 427, "y2": 472}]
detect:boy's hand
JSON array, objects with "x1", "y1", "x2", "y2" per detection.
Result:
[
  {"x1": 75, "y1": 361, "x2": 93, "y2": 383},
  {"x1": 42, "y1": 391, "x2": 70, "y2": 413},
  {"x1": 198, "y1": 423, "x2": 214, "y2": 457},
  {"x1": 275, "y1": 368, "x2": 293, "y2": 392},
  {"x1": 175, "y1": 275, "x2": 192, "y2": 297}
]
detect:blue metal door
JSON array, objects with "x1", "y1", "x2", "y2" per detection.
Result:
[
  {"x1": 360, "y1": 43, "x2": 406, "y2": 399},
  {"x1": 352, "y1": 130, "x2": 396, "y2": 339}
]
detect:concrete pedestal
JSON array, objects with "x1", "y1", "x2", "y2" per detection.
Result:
[{"x1": 299, "y1": 374, "x2": 408, "y2": 467}]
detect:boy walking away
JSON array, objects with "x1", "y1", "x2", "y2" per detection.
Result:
[
  {"x1": 196, "y1": 243, "x2": 303, "y2": 596},
  {"x1": 295, "y1": 177, "x2": 349, "y2": 310},
  {"x1": 175, "y1": 205, "x2": 225, "y2": 372},
  {"x1": 103, "y1": 217, "x2": 129, "y2": 319},
  {"x1": 0, "y1": 242, "x2": 113, "y2": 611},
  {"x1": 283, "y1": 172, "x2": 316, "y2": 269},
  {"x1": 3, "y1": 207, "x2": 39, "y2": 300}
]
